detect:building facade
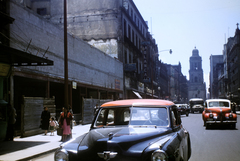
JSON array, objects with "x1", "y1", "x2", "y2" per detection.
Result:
[
  {"x1": 225, "y1": 24, "x2": 240, "y2": 104},
  {"x1": 209, "y1": 24, "x2": 240, "y2": 105},
  {"x1": 157, "y1": 61, "x2": 169, "y2": 99},
  {"x1": 1, "y1": 1, "x2": 123, "y2": 135},
  {"x1": 209, "y1": 55, "x2": 223, "y2": 99},
  {"x1": 188, "y1": 47, "x2": 206, "y2": 100},
  {"x1": 167, "y1": 63, "x2": 188, "y2": 103},
  {"x1": 29, "y1": 0, "x2": 160, "y2": 99}
]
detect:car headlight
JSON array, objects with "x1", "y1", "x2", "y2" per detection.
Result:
[
  {"x1": 151, "y1": 150, "x2": 168, "y2": 161},
  {"x1": 54, "y1": 149, "x2": 69, "y2": 161},
  {"x1": 209, "y1": 113, "x2": 213, "y2": 118}
]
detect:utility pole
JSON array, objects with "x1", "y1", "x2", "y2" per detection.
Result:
[{"x1": 64, "y1": 0, "x2": 68, "y2": 108}]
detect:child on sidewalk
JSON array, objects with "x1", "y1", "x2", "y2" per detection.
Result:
[{"x1": 49, "y1": 117, "x2": 56, "y2": 136}]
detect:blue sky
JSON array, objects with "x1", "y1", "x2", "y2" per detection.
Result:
[{"x1": 133, "y1": 0, "x2": 240, "y2": 90}]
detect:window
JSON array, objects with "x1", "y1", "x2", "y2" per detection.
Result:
[
  {"x1": 128, "y1": 25, "x2": 131, "y2": 39},
  {"x1": 94, "y1": 107, "x2": 168, "y2": 127},
  {"x1": 37, "y1": 8, "x2": 47, "y2": 16},
  {"x1": 129, "y1": 53, "x2": 132, "y2": 63},
  {"x1": 208, "y1": 101, "x2": 229, "y2": 108},
  {"x1": 195, "y1": 76, "x2": 198, "y2": 82},
  {"x1": 132, "y1": 29, "x2": 134, "y2": 43},
  {"x1": 95, "y1": 108, "x2": 130, "y2": 127},
  {"x1": 125, "y1": 51, "x2": 128, "y2": 63},
  {"x1": 124, "y1": 19, "x2": 127, "y2": 37},
  {"x1": 131, "y1": 107, "x2": 168, "y2": 126}
]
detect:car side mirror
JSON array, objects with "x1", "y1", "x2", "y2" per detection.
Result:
[{"x1": 177, "y1": 113, "x2": 182, "y2": 125}]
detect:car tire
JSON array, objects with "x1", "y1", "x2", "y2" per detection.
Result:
[
  {"x1": 186, "y1": 112, "x2": 189, "y2": 117},
  {"x1": 232, "y1": 123, "x2": 236, "y2": 129},
  {"x1": 206, "y1": 123, "x2": 210, "y2": 129},
  {"x1": 203, "y1": 120, "x2": 206, "y2": 126}
]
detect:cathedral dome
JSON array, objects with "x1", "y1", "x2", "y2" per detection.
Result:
[{"x1": 192, "y1": 47, "x2": 199, "y2": 56}]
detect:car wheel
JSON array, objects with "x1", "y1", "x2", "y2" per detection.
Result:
[
  {"x1": 186, "y1": 112, "x2": 189, "y2": 117},
  {"x1": 203, "y1": 120, "x2": 206, "y2": 126},
  {"x1": 206, "y1": 123, "x2": 210, "y2": 129}
]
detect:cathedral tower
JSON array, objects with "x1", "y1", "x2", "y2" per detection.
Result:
[{"x1": 188, "y1": 47, "x2": 206, "y2": 100}]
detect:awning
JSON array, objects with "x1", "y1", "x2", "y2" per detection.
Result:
[
  {"x1": 132, "y1": 91, "x2": 142, "y2": 99},
  {"x1": 0, "y1": 44, "x2": 53, "y2": 66}
]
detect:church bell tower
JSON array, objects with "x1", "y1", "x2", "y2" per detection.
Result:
[{"x1": 188, "y1": 47, "x2": 206, "y2": 100}]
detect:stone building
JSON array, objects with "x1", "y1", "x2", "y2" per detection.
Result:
[
  {"x1": 1, "y1": 1, "x2": 123, "y2": 135},
  {"x1": 209, "y1": 55, "x2": 223, "y2": 99},
  {"x1": 225, "y1": 24, "x2": 240, "y2": 104},
  {"x1": 188, "y1": 47, "x2": 206, "y2": 100},
  {"x1": 157, "y1": 61, "x2": 169, "y2": 99},
  {"x1": 167, "y1": 63, "x2": 188, "y2": 103},
  {"x1": 26, "y1": 0, "x2": 160, "y2": 99}
]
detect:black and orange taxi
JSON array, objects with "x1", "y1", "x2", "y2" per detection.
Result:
[{"x1": 54, "y1": 99, "x2": 191, "y2": 161}]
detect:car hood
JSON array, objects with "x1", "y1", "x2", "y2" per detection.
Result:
[
  {"x1": 205, "y1": 107, "x2": 231, "y2": 113},
  {"x1": 77, "y1": 126, "x2": 172, "y2": 157}
]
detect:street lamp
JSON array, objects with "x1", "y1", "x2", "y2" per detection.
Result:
[{"x1": 159, "y1": 49, "x2": 172, "y2": 54}]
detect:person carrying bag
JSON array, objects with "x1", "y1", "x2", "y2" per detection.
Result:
[{"x1": 58, "y1": 107, "x2": 72, "y2": 142}]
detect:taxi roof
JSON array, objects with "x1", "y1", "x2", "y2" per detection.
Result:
[
  {"x1": 101, "y1": 99, "x2": 174, "y2": 107},
  {"x1": 205, "y1": 99, "x2": 231, "y2": 103}
]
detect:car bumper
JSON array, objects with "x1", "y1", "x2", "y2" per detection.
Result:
[
  {"x1": 192, "y1": 108, "x2": 203, "y2": 111},
  {"x1": 206, "y1": 120, "x2": 237, "y2": 124}
]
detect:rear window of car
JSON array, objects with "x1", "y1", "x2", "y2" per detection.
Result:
[{"x1": 94, "y1": 107, "x2": 169, "y2": 127}]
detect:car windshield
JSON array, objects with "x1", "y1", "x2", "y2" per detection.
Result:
[
  {"x1": 94, "y1": 107, "x2": 169, "y2": 127},
  {"x1": 208, "y1": 101, "x2": 230, "y2": 108}
]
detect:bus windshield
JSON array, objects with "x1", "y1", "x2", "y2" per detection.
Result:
[{"x1": 189, "y1": 98, "x2": 204, "y2": 106}]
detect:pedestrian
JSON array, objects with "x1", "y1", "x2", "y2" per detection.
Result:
[
  {"x1": 5, "y1": 104, "x2": 17, "y2": 141},
  {"x1": 59, "y1": 107, "x2": 72, "y2": 142},
  {"x1": 68, "y1": 105, "x2": 74, "y2": 139},
  {"x1": 58, "y1": 107, "x2": 65, "y2": 141},
  {"x1": 49, "y1": 117, "x2": 56, "y2": 136},
  {"x1": 41, "y1": 106, "x2": 50, "y2": 135}
]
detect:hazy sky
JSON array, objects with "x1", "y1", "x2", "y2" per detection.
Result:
[{"x1": 133, "y1": 0, "x2": 240, "y2": 90}]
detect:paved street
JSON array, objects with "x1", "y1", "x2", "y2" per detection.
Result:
[
  {"x1": 30, "y1": 113, "x2": 240, "y2": 161},
  {"x1": 181, "y1": 113, "x2": 240, "y2": 161}
]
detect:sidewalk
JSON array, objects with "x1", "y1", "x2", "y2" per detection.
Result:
[{"x1": 0, "y1": 124, "x2": 91, "y2": 161}]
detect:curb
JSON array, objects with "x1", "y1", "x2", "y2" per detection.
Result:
[{"x1": 17, "y1": 148, "x2": 57, "y2": 161}]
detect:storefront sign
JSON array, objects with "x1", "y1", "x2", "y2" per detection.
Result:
[
  {"x1": 0, "y1": 63, "x2": 11, "y2": 77},
  {"x1": 72, "y1": 81, "x2": 77, "y2": 89}
]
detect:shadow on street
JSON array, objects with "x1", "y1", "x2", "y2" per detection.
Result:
[{"x1": 0, "y1": 141, "x2": 48, "y2": 155}]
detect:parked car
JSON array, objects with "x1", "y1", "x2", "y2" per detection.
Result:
[
  {"x1": 54, "y1": 99, "x2": 191, "y2": 161},
  {"x1": 176, "y1": 104, "x2": 190, "y2": 116},
  {"x1": 202, "y1": 99, "x2": 237, "y2": 129}
]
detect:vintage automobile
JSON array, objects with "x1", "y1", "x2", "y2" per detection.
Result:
[
  {"x1": 175, "y1": 104, "x2": 190, "y2": 117},
  {"x1": 202, "y1": 99, "x2": 237, "y2": 129},
  {"x1": 54, "y1": 99, "x2": 191, "y2": 161}
]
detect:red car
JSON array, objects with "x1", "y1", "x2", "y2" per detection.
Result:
[{"x1": 202, "y1": 99, "x2": 237, "y2": 129}]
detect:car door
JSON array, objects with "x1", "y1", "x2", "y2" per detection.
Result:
[{"x1": 171, "y1": 106, "x2": 190, "y2": 161}]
